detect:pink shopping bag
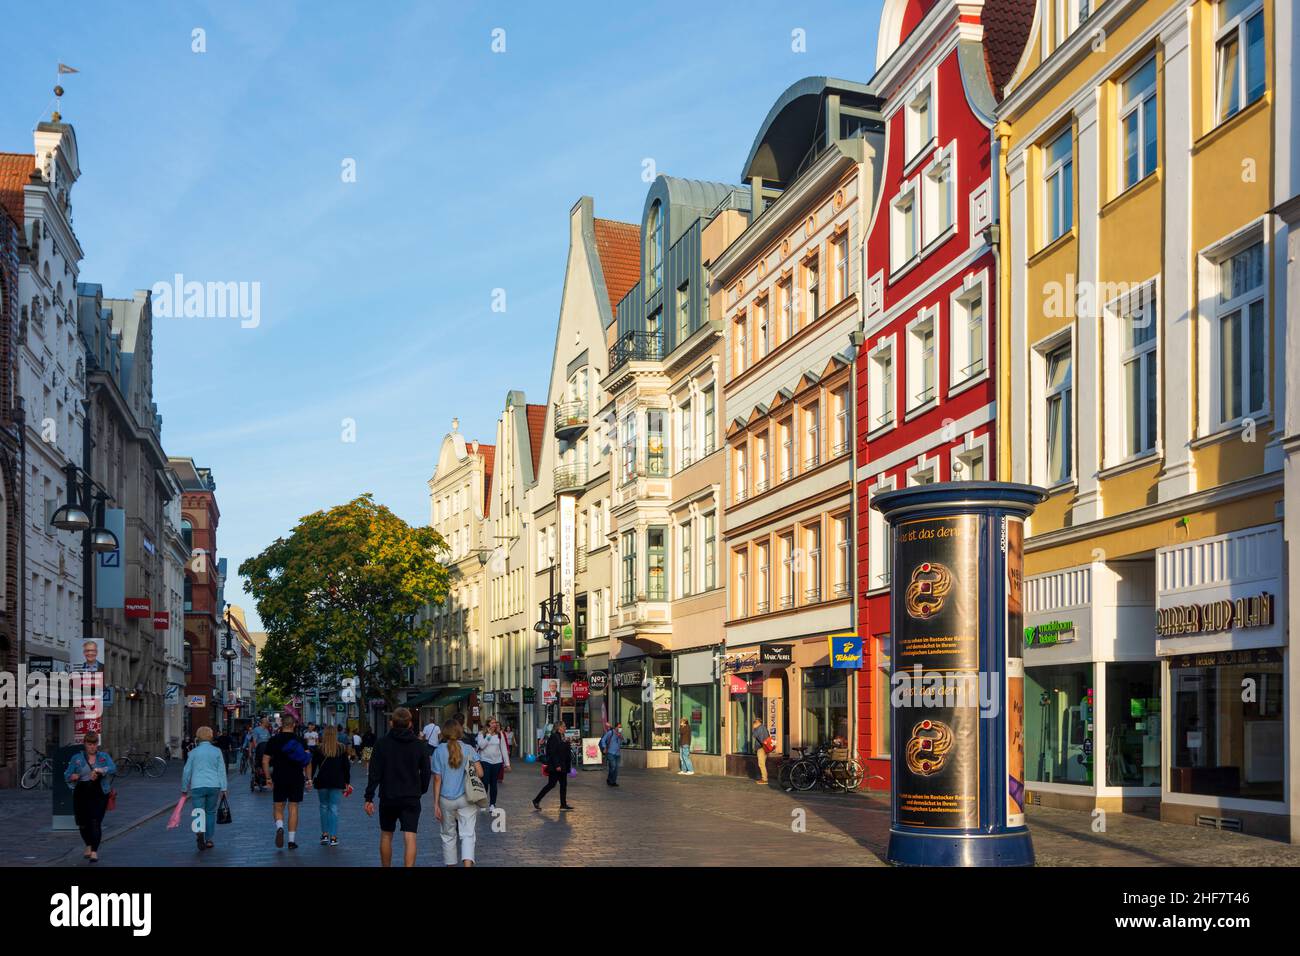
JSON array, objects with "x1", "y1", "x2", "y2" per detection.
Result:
[{"x1": 166, "y1": 795, "x2": 187, "y2": 830}]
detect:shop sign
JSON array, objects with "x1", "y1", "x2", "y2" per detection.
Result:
[
  {"x1": 721, "y1": 651, "x2": 761, "y2": 674},
  {"x1": 482, "y1": 692, "x2": 496, "y2": 703},
  {"x1": 1024, "y1": 620, "x2": 1076, "y2": 647},
  {"x1": 760, "y1": 644, "x2": 792, "y2": 664},
  {"x1": 1168, "y1": 646, "x2": 1282, "y2": 669},
  {"x1": 1156, "y1": 593, "x2": 1273, "y2": 638},
  {"x1": 827, "y1": 633, "x2": 863, "y2": 669},
  {"x1": 588, "y1": 670, "x2": 608, "y2": 692},
  {"x1": 523, "y1": 688, "x2": 535, "y2": 703},
  {"x1": 186, "y1": 695, "x2": 206, "y2": 708},
  {"x1": 124, "y1": 597, "x2": 151, "y2": 619},
  {"x1": 612, "y1": 670, "x2": 644, "y2": 688},
  {"x1": 573, "y1": 679, "x2": 589, "y2": 701},
  {"x1": 153, "y1": 611, "x2": 170, "y2": 630}
]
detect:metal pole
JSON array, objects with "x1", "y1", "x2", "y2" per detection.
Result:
[{"x1": 546, "y1": 563, "x2": 556, "y2": 726}]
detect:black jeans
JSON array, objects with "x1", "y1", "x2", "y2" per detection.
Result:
[
  {"x1": 73, "y1": 782, "x2": 108, "y2": 851},
  {"x1": 534, "y1": 770, "x2": 567, "y2": 805},
  {"x1": 482, "y1": 762, "x2": 503, "y2": 804}
]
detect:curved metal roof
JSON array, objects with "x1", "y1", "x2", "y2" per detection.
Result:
[{"x1": 739, "y1": 76, "x2": 878, "y2": 185}]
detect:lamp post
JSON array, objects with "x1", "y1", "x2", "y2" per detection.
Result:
[
  {"x1": 220, "y1": 605, "x2": 237, "y2": 734},
  {"x1": 532, "y1": 563, "x2": 569, "y2": 728}
]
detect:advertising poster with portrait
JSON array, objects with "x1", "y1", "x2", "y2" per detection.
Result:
[
  {"x1": 1005, "y1": 517, "x2": 1027, "y2": 828},
  {"x1": 72, "y1": 637, "x2": 105, "y2": 744},
  {"x1": 893, "y1": 513, "x2": 981, "y2": 829}
]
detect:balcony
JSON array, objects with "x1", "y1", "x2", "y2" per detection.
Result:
[
  {"x1": 554, "y1": 401, "x2": 588, "y2": 439},
  {"x1": 554, "y1": 462, "x2": 588, "y2": 494},
  {"x1": 608, "y1": 330, "x2": 663, "y2": 373}
]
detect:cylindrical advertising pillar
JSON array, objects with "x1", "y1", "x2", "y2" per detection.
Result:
[{"x1": 871, "y1": 482, "x2": 1045, "y2": 867}]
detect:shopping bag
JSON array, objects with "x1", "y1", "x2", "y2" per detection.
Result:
[
  {"x1": 166, "y1": 796, "x2": 187, "y2": 830},
  {"x1": 216, "y1": 794, "x2": 233, "y2": 825}
]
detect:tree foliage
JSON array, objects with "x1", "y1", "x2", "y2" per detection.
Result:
[{"x1": 239, "y1": 495, "x2": 448, "y2": 722}]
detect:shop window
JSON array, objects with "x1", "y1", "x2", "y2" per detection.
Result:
[
  {"x1": 730, "y1": 673, "x2": 764, "y2": 754},
  {"x1": 802, "y1": 666, "x2": 850, "y2": 748},
  {"x1": 875, "y1": 635, "x2": 892, "y2": 757},
  {"x1": 1025, "y1": 663, "x2": 1094, "y2": 784},
  {"x1": 1105, "y1": 662, "x2": 1161, "y2": 787},
  {"x1": 1171, "y1": 655, "x2": 1283, "y2": 801},
  {"x1": 650, "y1": 673, "x2": 674, "y2": 749},
  {"x1": 678, "y1": 681, "x2": 717, "y2": 754},
  {"x1": 1216, "y1": 0, "x2": 1265, "y2": 124}
]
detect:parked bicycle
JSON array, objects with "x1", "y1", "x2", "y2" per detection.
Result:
[
  {"x1": 781, "y1": 744, "x2": 864, "y2": 793},
  {"x1": 19, "y1": 750, "x2": 53, "y2": 790},
  {"x1": 118, "y1": 750, "x2": 167, "y2": 778}
]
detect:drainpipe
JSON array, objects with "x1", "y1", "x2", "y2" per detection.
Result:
[
  {"x1": 16, "y1": 401, "x2": 26, "y2": 780},
  {"x1": 989, "y1": 128, "x2": 1005, "y2": 481}
]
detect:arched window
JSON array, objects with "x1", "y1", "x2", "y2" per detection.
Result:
[
  {"x1": 646, "y1": 201, "x2": 663, "y2": 294},
  {"x1": 181, "y1": 518, "x2": 193, "y2": 553}
]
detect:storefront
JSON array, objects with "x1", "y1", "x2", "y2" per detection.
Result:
[
  {"x1": 1156, "y1": 523, "x2": 1288, "y2": 838},
  {"x1": 673, "y1": 647, "x2": 721, "y2": 773},
  {"x1": 1023, "y1": 558, "x2": 1159, "y2": 813},
  {"x1": 608, "y1": 655, "x2": 672, "y2": 768}
]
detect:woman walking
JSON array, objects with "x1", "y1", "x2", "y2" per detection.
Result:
[
  {"x1": 475, "y1": 717, "x2": 511, "y2": 811},
  {"x1": 181, "y1": 726, "x2": 229, "y2": 851},
  {"x1": 431, "y1": 721, "x2": 484, "y2": 867},
  {"x1": 677, "y1": 718, "x2": 695, "y2": 775},
  {"x1": 64, "y1": 731, "x2": 117, "y2": 863},
  {"x1": 312, "y1": 725, "x2": 352, "y2": 846}
]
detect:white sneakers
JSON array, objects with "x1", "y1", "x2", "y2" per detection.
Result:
[{"x1": 678, "y1": 770, "x2": 695, "y2": 775}]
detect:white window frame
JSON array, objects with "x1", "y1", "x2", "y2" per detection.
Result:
[
  {"x1": 678, "y1": 395, "x2": 693, "y2": 471},
  {"x1": 833, "y1": 231, "x2": 850, "y2": 303},
  {"x1": 890, "y1": 182, "x2": 920, "y2": 275},
  {"x1": 1032, "y1": 329, "x2": 1075, "y2": 488},
  {"x1": 1101, "y1": 278, "x2": 1161, "y2": 467},
  {"x1": 867, "y1": 335, "x2": 897, "y2": 436},
  {"x1": 679, "y1": 518, "x2": 693, "y2": 599},
  {"x1": 1215, "y1": 0, "x2": 1266, "y2": 125},
  {"x1": 867, "y1": 474, "x2": 895, "y2": 593},
  {"x1": 922, "y1": 142, "x2": 957, "y2": 249},
  {"x1": 907, "y1": 454, "x2": 939, "y2": 486},
  {"x1": 732, "y1": 312, "x2": 748, "y2": 376},
  {"x1": 904, "y1": 79, "x2": 935, "y2": 165},
  {"x1": 1200, "y1": 228, "x2": 1268, "y2": 433},
  {"x1": 949, "y1": 270, "x2": 989, "y2": 394},
  {"x1": 1117, "y1": 55, "x2": 1158, "y2": 192},
  {"x1": 1042, "y1": 128, "x2": 1074, "y2": 246},
  {"x1": 950, "y1": 433, "x2": 990, "y2": 482},
  {"x1": 905, "y1": 306, "x2": 940, "y2": 416},
  {"x1": 733, "y1": 442, "x2": 748, "y2": 502},
  {"x1": 804, "y1": 400, "x2": 821, "y2": 470}
]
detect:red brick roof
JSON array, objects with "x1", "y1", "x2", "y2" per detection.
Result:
[
  {"x1": 981, "y1": 0, "x2": 1037, "y2": 100},
  {"x1": 475, "y1": 443, "x2": 496, "y2": 515},
  {"x1": 526, "y1": 404, "x2": 547, "y2": 477},
  {"x1": 592, "y1": 218, "x2": 640, "y2": 313},
  {"x1": 0, "y1": 153, "x2": 34, "y2": 229}
]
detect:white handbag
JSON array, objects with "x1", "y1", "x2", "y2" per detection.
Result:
[{"x1": 463, "y1": 752, "x2": 489, "y2": 807}]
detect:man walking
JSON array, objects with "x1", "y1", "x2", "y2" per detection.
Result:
[
  {"x1": 532, "y1": 721, "x2": 574, "y2": 811},
  {"x1": 752, "y1": 718, "x2": 770, "y2": 785},
  {"x1": 364, "y1": 707, "x2": 431, "y2": 867},
  {"x1": 420, "y1": 715, "x2": 441, "y2": 752},
  {"x1": 263, "y1": 713, "x2": 313, "y2": 848},
  {"x1": 599, "y1": 722, "x2": 624, "y2": 787}
]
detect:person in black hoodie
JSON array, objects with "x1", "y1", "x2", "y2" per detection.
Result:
[
  {"x1": 532, "y1": 721, "x2": 575, "y2": 812},
  {"x1": 363, "y1": 707, "x2": 431, "y2": 867},
  {"x1": 311, "y1": 726, "x2": 352, "y2": 847}
]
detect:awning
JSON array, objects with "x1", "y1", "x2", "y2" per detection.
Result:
[
  {"x1": 432, "y1": 687, "x2": 474, "y2": 708},
  {"x1": 404, "y1": 690, "x2": 439, "y2": 708},
  {"x1": 404, "y1": 687, "x2": 475, "y2": 710}
]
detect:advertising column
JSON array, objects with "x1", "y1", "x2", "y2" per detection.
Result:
[{"x1": 871, "y1": 482, "x2": 1045, "y2": 867}]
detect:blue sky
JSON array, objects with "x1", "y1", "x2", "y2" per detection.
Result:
[{"x1": 3, "y1": 1, "x2": 884, "y2": 628}]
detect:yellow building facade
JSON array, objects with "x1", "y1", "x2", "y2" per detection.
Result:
[{"x1": 997, "y1": 0, "x2": 1293, "y2": 839}]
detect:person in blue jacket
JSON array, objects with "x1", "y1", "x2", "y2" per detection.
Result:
[
  {"x1": 181, "y1": 726, "x2": 229, "y2": 851},
  {"x1": 64, "y1": 730, "x2": 116, "y2": 863}
]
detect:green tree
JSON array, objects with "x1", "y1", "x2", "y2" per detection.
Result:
[{"x1": 240, "y1": 494, "x2": 448, "y2": 728}]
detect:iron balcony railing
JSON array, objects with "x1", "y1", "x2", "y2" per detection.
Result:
[
  {"x1": 554, "y1": 401, "x2": 589, "y2": 437},
  {"x1": 609, "y1": 330, "x2": 664, "y2": 372},
  {"x1": 555, "y1": 462, "x2": 588, "y2": 493}
]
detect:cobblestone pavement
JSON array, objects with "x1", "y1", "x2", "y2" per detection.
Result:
[
  {"x1": 11, "y1": 760, "x2": 1300, "y2": 867},
  {"x1": 0, "y1": 759, "x2": 186, "y2": 865}
]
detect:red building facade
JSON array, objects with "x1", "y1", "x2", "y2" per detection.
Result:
[
  {"x1": 170, "y1": 458, "x2": 220, "y2": 735},
  {"x1": 854, "y1": 0, "x2": 1033, "y2": 788}
]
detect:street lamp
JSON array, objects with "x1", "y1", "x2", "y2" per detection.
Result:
[{"x1": 534, "y1": 564, "x2": 570, "y2": 726}]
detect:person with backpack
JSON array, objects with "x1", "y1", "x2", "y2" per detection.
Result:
[
  {"x1": 599, "y1": 722, "x2": 625, "y2": 787},
  {"x1": 432, "y1": 720, "x2": 484, "y2": 866},
  {"x1": 262, "y1": 713, "x2": 313, "y2": 849},
  {"x1": 752, "y1": 718, "x2": 771, "y2": 784},
  {"x1": 311, "y1": 726, "x2": 352, "y2": 847},
  {"x1": 363, "y1": 707, "x2": 430, "y2": 867}
]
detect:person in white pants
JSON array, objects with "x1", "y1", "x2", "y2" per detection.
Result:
[{"x1": 431, "y1": 720, "x2": 483, "y2": 866}]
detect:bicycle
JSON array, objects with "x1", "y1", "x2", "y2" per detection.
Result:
[
  {"x1": 783, "y1": 744, "x2": 866, "y2": 793},
  {"x1": 19, "y1": 750, "x2": 54, "y2": 790},
  {"x1": 119, "y1": 751, "x2": 167, "y2": 778}
]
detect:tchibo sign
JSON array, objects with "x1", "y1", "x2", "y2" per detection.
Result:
[{"x1": 1156, "y1": 593, "x2": 1274, "y2": 638}]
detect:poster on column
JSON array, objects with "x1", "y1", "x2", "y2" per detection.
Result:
[
  {"x1": 893, "y1": 513, "x2": 981, "y2": 829},
  {"x1": 1005, "y1": 517, "x2": 1027, "y2": 828},
  {"x1": 73, "y1": 638, "x2": 105, "y2": 744}
]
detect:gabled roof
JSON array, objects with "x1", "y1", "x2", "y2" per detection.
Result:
[
  {"x1": 592, "y1": 218, "x2": 640, "y2": 314},
  {"x1": 0, "y1": 152, "x2": 34, "y2": 228},
  {"x1": 525, "y1": 403, "x2": 547, "y2": 476},
  {"x1": 475, "y1": 444, "x2": 496, "y2": 516},
  {"x1": 981, "y1": 0, "x2": 1037, "y2": 99}
]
